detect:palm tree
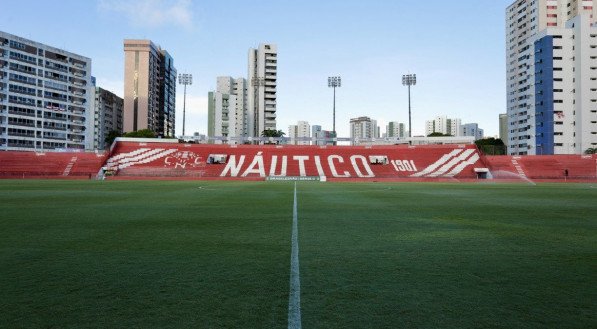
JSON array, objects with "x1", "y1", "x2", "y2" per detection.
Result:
[
  {"x1": 261, "y1": 129, "x2": 285, "y2": 137},
  {"x1": 261, "y1": 129, "x2": 285, "y2": 144}
]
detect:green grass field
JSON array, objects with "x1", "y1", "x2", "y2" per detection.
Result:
[{"x1": 0, "y1": 180, "x2": 596, "y2": 328}]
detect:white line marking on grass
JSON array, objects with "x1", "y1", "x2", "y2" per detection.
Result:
[{"x1": 288, "y1": 182, "x2": 301, "y2": 329}]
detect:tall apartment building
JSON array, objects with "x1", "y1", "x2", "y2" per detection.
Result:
[
  {"x1": 462, "y1": 123, "x2": 484, "y2": 140},
  {"x1": 288, "y1": 120, "x2": 310, "y2": 145},
  {"x1": 350, "y1": 116, "x2": 378, "y2": 145},
  {"x1": 0, "y1": 31, "x2": 92, "y2": 151},
  {"x1": 425, "y1": 116, "x2": 462, "y2": 136},
  {"x1": 506, "y1": 0, "x2": 597, "y2": 154},
  {"x1": 92, "y1": 87, "x2": 123, "y2": 150},
  {"x1": 207, "y1": 76, "x2": 247, "y2": 144},
  {"x1": 123, "y1": 40, "x2": 176, "y2": 137},
  {"x1": 386, "y1": 121, "x2": 406, "y2": 138},
  {"x1": 247, "y1": 44, "x2": 277, "y2": 138}
]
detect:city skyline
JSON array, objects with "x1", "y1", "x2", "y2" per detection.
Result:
[{"x1": 0, "y1": 0, "x2": 512, "y2": 138}]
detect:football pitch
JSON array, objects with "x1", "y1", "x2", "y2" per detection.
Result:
[{"x1": 0, "y1": 180, "x2": 596, "y2": 328}]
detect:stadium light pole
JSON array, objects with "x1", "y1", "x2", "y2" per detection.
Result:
[
  {"x1": 402, "y1": 74, "x2": 416, "y2": 138},
  {"x1": 328, "y1": 76, "x2": 341, "y2": 145},
  {"x1": 178, "y1": 73, "x2": 192, "y2": 137}
]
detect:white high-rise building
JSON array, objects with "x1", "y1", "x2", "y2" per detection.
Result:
[
  {"x1": 506, "y1": 0, "x2": 597, "y2": 155},
  {"x1": 350, "y1": 116, "x2": 377, "y2": 145},
  {"x1": 248, "y1": 43, "x2": 277, "y2": 139},
  {"x1": 92, "y1": 87, "x2": 123, "y2": 150},
  {"x1": 288, "y1": 120, "x2": 310, "y2": 145},
  {"x1": 0, "y1": 31, "x2": 93, "y2": 151},
  {"x1": 386, "y1": 121, "x2": 406, "y2": 138},
  {"x1": 425, "y1": 116, "x2": 462, "y2": 136},
  {"x1": 462, "y1": 123, "x2": 484, "y2": 140},
  {"x1": 207, "y1": 76, "x2": 247, "y2": 144},
  {"x1": 371, "y1": 119, "x2": 380, "y2": 138}
]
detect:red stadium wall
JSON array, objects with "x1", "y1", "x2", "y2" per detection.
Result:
[{"x1": 104, "y1": 141, "x2": 483, "y2": 181}]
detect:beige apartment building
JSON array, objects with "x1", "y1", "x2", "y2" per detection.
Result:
[{"x1": 123, "y1": 40, "x2": 176, "y2": 137}]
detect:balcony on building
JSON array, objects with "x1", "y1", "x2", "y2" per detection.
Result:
[
  {"x1": 70, "y1": 58, "x2": 87, "y2": 69},
  {"x1": 45, "y1": 50, "x2": 68, "y2": 64},
  {"x1": 70, "y1": 96, "x2": 86, "y2": 106},
  {"x1": 8, "y1": 141, "x2": 35, "y2": 149},
  {"x1": 70, "y1": 67, "x2": 86, "y2": 78},
  {"x1": 42, "y1": 132, "x2": 67, "y2": 141},
  {"x1": 43, "y1": 123, "x2": 68, "y2": 131},
  {"x1": 7, "y1": 130, "x2": 35, "y2": 138},
  {"x1": 69, "y1": 77, "x2": 86, "y2": 87},
  {"x1": 8, "y1": 119, "x2": 35, "y2": 128},
  {"x1": 68, "y1": 105, "x2": 85, "y2": 115}
]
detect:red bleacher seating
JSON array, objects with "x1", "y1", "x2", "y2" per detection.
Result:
[
  {"x1": 104, "y1": 141, "x2": 483, "y2": 180},
  {"x1": 2, "y1": 141, "x2": 594, "y2": 181},
  {"x1": 0, "y1": 151, "x2": 107, "y2": 178},
  {"x1": 485, "y1": 155, "x2": 596, "y2": 179}
]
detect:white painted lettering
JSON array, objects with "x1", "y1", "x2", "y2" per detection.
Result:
[
  {"x1": 351, "y1": 155, "x2": 375, "y2": 178},
  {"x1": 328, "y1": 155, "x2": 350, "y2": 178},
  {"x1": 220, "y1": 155, "x2": 245, "y2": 177},
  {"x1": 293, "y1": 155, "x2": 309, "y2": 177},
  {"x1": 269, "y1": 155, "x2": 288, "y2": 177},
  {"x1": 243, "y1": 152, "x2": 266, "y2": 177},
  {"x1": 314, "y1": 156, "x2": 326, "y2": 177}
]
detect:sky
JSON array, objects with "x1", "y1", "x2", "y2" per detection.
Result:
[{"x1": 0, "y1": 0, "x2": 514, "y2": 138}]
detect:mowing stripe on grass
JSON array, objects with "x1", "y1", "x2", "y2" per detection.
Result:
[{"x1": 288, "y1": 182, "x2": 301, "y2": 329}]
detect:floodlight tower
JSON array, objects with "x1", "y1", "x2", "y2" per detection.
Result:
[
  {"x1": 402, "y1": 74, "x2": 416, "y2": 138},
  {"x1": 178, "y1": 73, "x2": 193, "y2": 136},
  {"x1": 328, "y1": 76, "x2": 341, "y2": 143}
]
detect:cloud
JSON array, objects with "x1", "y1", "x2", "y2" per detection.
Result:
[{"x1": 98, "y1": 0, "x2": 193, "y2": 29}]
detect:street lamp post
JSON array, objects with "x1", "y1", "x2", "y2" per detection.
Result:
[
  {"x1": 178, "y1": 73, "x2": 192, "y2": 137},
  {"x1": 402, "y1": 74, "x2": 416, "y2": 138},
  {"x1": 328, "y1": 76, "x2": 341, "y2": 144}
]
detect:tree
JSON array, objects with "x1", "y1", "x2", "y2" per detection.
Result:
[
  {"x1": 475, "y1": 138, "x2": 506, "y2": 155},
  {"x1": 123, "y1": 129, "x2": 157, "y2": 138},
  {"x1": 427, "y1": 132, "x2": 452, "y2": 137},
  {"x1": 104, "y1": 130, "x2": 122, "y2": 148},
  {"x1": 261, "y1": 129, "x2": 286, "y2": 137},
  {"x1": 585, "y1": 148, "x2": 597, "y2": 155},
  {"x1": 261, "y1": 129, "x2": 285, "y2": 144}
]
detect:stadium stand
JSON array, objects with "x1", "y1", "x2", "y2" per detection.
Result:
[
  {"x1": 103, "y1": 141, "x2": 484, "y2": 180},
  {"x1": 485, "y1": 154, "x2": 596, "y2": 179},
  {"x1": 1, "y1": 139, "x2": 595, "y2": 181},
  {"x1": 0, "y1": 151, "x2": 107, "y2": 178}
]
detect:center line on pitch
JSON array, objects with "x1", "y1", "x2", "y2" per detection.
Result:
[{"x1": 288, "y1": 182, "x2": 301, "y2": 329}]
